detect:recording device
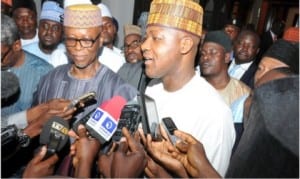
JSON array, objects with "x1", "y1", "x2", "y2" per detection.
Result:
[
  {"x1": 161, "y1": 117, "x2": 179, "y2": 145},
  {"x1": 139, "y1": 94, "x2": 161, "y2": 140},
  {"x1": 67, "y1": 91, "x2": 96, "y2": 109},
  {"x1": 85, "y1": 96, "x2": 127, "y2": 144},
  {"x1": 39, "y1": 116, "x2": 70, "y2": 160},
  {"x1": 1, "y1": 125, "x2": 30, "y2": 161},
  {"x1": 112, "y1": 104, "x2": 141, "y2": 141},
  {"x1": 72, "y1": 108, "x2": 96, "y2": 134}
]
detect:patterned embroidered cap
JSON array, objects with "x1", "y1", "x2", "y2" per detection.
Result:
[
  {"x1": 147, "y1": 0, "x2": 203, "y2": 37},
  {"x1": 124, "y1": 24, "x2": 142, "y2": 37},
  {"x1": 64, "y1": 4, "x2": 102, "y2": 28},
  {"x1": 40, "y1": 1, "x2": 64, "y2": 24}
]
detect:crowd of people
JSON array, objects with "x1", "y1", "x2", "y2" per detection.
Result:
[{"x1": 1, "y1": 0, "x2": 299, "y2": 178}]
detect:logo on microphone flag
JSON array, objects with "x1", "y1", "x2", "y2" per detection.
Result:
[{"x1": 87, "y1": 107, "x2": 118, "y2": 141}]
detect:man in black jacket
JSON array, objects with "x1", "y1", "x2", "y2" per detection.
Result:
[{"x1": 228, "y1": 30, "x2": 260, "y2": 89}]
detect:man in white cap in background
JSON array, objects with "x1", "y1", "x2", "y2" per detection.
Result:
[
  {"x1": 23, "y1": 0, "x2": 64, "y2": 67},
  {"x1": 122, "y1": 24, "x2": 143, "y2": 64},
  {"x1": 117, "y1": 24, "x2": 149, "y2": 90},
  {"x1": 97, "y1": 3, "x2": 123, "y2": 56}
]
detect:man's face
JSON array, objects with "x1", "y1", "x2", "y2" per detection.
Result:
[
  {"x1": 101, "y1": 17, "x2": 116, "y2": 46},
  {"x1": 38, "y1": 20, "x2": 63, "y2": 52},
  {"x1": 200, "y1": 42, "x2": 227, "y2": 77},
  {"x1": 233, "y1": 33, "x2": 259, "y2": 64},
  {"x1": 254, "y1": 57, "x2": 288, "y2": 84},
  {"x1": 12, "y1": 8, "x2": 37, "y2": 39},
  {"x1": 124, "y1": 34, "x2": 143, "y2": 63},
  {"x1": 64, "y1": 26, "x2": 102, "y2": 69},
  {"x1": 224, "y1": 24, "x2": 239, "y2": 41},
  {"x1": 141, "y1": 26, "x2": 182, "y2": 79}
]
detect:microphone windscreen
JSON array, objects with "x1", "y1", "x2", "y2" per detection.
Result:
[
  {"x1": 100, "y1": 95, "x2": 127, "y2": 121},
  {"x1": 39, "y1": 116, "x2": 69, "y2": 152},
  {"x1": 1, "y1": 71, "x2": 20, "y2": 99}
]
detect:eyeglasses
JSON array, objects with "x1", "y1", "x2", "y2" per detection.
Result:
[
  {"x1": 64, "y1": 32, "x2": 101, "y2": 48},
  {"x1": 122, "y1": 40, "x2": 141, "y2": 51}
]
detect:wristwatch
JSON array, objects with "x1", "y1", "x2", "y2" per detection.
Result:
[{"x1": 18, "y1": 129, "x2": 31, "y2": 147}]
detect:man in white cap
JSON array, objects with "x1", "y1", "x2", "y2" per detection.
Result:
[
  {"x1": 97, "y1": 3, "x2": 122, "y2": 55},
  {"x1": 117, "y1": 24, "x2": 148, "y2": 90},
  {"x1": 23, "y1": 1, "x2": 64, "y2": 67},
  {"x1": 96, "y1": 3, "x2": 126, "y2": 69}
]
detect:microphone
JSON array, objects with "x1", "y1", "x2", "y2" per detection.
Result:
[
  {"x1": 39, "y1": 116, "x2": 70, "y2": 160},
  {"x1": 85, "y1": 95, "x2": 127, "y2": 144}
]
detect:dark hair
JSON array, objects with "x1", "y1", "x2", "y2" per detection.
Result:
[
  {"x1": 237, "y1": 30, "x2": 260, "y2": 48},
  {"x1": 112, "y1": 17, "x2": 119, "y2": 32},
  {"x1": 91, "y1": 0, "x2": 102, "y2": 5},
  {"x1": 271, "y1": 20, "x2": 285, "y2": 36},
  {"x1": 12, "y1": 0, "x2": 37, "y2": 14}
]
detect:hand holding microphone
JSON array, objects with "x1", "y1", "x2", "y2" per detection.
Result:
[{"x1": 39, "y1": 116, "x2": 70, "y2": 160}]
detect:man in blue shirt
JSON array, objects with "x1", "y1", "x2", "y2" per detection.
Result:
[{"x1": 1, "y1": 14, "x2": 53, "y2": 117}]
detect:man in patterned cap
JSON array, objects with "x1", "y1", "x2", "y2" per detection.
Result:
[
  {"x1": 117, "y1": 24, "x2": 148, "y2": 90},
  {"x1": 51, "y1": 0, "x2": 126, "y2": 72},
  {"x1": 23, "y1": 1, "x2": 64, "y2": 67},
  {"x1": 141, "y1": 0, "x2": 235, "y2": 177},
  {"x1": 33, "y1": 4, "x2": 137, "y2": 129},
  {"x1": 122, "y1": 24, "x2": 143, "y2": 64}
]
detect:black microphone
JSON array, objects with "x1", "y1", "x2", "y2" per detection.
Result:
[{"x1": 39, "y1": 116, "x2": 69, "y2": 160}]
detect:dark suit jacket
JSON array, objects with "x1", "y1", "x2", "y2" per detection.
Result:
[
  {"x1": 240, "y1": 59, "x2": 258, "y2": 89},
  {"x1": 258, "y1": 31, "x2": 274, "y2": 60}
]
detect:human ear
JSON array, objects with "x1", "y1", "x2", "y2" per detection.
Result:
[
  {"x1": 180, "y1": 36, "x2": 194, "y2": 54},
  {"x1": 98, "y1": 31, "x2": 104, "y2": 48},
  {"x1": 225, "y1": 52, "x2": 231, "y2": 64},
  {"x1": 12, "y1": 40, "x2": 22, "y2": 52}
]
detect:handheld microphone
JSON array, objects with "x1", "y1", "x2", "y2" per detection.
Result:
[
  {"x1": 39, "y1": 116, "x2": 70, "y2": 160},
  {"x1": 85, "y1": 96, "x2": 127, "y2": 144}
]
